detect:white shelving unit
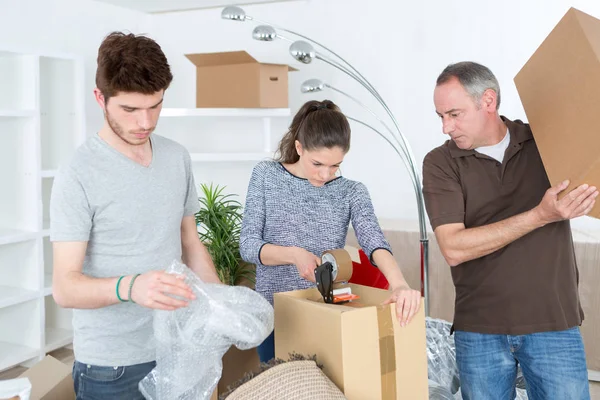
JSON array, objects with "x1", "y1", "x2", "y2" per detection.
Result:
[
  {"x1": 159, "y1": 107, "x2": 290, "y2": 163},
  {"x1": 0, "y1": 49, "x2": 85, "y2": 372}
]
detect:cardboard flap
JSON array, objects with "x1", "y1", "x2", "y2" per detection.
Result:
[
  {"x1": 262, "y1": 63, "x2": 298, "y2": 72},
  {"x1": 392, "y1": 302, "x2": 428, "y2": 399},
  {"x1": 185, "y1": 51, "x2": 258, "y2": 67},
  {"x1": 572, "y1": 8, "x2": 600, "y2": 62}
]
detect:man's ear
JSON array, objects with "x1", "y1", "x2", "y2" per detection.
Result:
[{"x1": 93, "y1": 88, "x2": 107, "y2": 110}]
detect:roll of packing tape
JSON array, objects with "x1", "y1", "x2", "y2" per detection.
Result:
[{"x1": 321, "y1": 249, "x2": 353, "y2": 282}]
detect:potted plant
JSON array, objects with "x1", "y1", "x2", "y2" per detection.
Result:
[
  {"x1": 195, "y1": 183, "x2": 255, "y2": 287},
  {"x1": 195, "y1": 183, "x2": 261, "y2": 395}
]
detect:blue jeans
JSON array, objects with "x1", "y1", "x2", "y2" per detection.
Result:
[
  {"x1": 454, "y1": 327, "x2": 590, "y2": 400},
  {"x1": 73, "y1": 360, "x2": 156, "y2": 400},
  {"x1": 257, "y1": 331, "x2": 275, "y2": 363}
]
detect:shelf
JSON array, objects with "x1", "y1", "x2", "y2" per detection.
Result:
[
  {"x1": 45, "y1": 327, "x2": 72, "y2": 353},
  {"x1": 40, "y1": 56, "x2": 81, "y2": 171},
  {"x1": 0, "y1": 341, "x2": 39, "y2": 372},
  {"x1": 0, "y1": 287, "x2": 39, "y2": 309},
  {"x1": 0, "y1": 53, "x2": 36, "y2": 111},
  {"x1": 0, "y1": 240, "x2": 40, "y2": 307},
  {"x1": 43, "y1": 236, "x2": 53, "y2": 296},
  {"x1": 45, "y1": 297, "x2": 72, "y2": 352},
  {"x1": 0, "y1": 229, "x2": 39, "y2": 246},
  {"x1": 190, "y1": 152, "x2": 273, "y2": 162},
  {"x1": 41, "y1": 170, "x2": 57, "y2": 178},
  {"x1": 0, "y1": 117, "x2": 37, "y2": 233},
  {"x1": 160, "y1": 108, "x2": 290, "y2": 118},
  {"x1": 43, "y1": 274, "x2": 52, "y2": 297},
  {"x1": 0, "y1": 109, "x2": 35, "y2": 117},
  {"x1": 42, "y1": 179, "x2": 53, "y2": 231}
]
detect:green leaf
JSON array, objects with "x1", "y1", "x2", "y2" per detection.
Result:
[{"x1": 195, "y1": 183, "x2": 256, "y2": 286}]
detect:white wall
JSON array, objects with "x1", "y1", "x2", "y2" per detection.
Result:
[
  {"x1": 0, "y1": 0, "x2": 151, "y2": 136},
  {"x1": 148, "y1": 0, "x2": 600, "y2": 233},
  {"x1": 4, "y1": 0, "x2": 600, "y2": 233}
]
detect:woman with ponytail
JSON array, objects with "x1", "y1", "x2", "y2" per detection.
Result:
[{"x1": 240, "y1": 100, "x2": 420, "y2": 363}]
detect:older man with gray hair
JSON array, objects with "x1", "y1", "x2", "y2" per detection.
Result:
[{"x1": 422, "y1": 61, "x2": 596, "y2": 400}]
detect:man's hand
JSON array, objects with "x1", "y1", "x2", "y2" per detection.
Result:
[
  {"x1": 382, "y1": 284, "x2": 422, "y2": 327},
  {"x1": 129, "y1": 271, "x2": 196, "y2": 310},
  {"x1": 534, "y1": 180, "x2": 598, "y2": 225},
  {"x1": 292, "y1": 247, "x2": 321, "y2": 283}
]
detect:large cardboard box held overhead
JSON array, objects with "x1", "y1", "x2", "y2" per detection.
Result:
[
  {"x1": 274, "y1": 284, "x2": 429, "y2": 400},
  {"x1": 514, "y1": 7, "x2": 600, "y2": 218},
  {"x1": 185, "y1": 50, "x2": 296, "y2": 109}
]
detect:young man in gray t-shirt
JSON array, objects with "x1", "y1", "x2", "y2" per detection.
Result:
[{"x1": 50, "y1": 31, "x2": 221, "y2": 400}]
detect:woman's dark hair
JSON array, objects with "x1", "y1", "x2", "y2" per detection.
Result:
[{"x1": 276, "y1": 100, "x2": 351, "y2": 164}]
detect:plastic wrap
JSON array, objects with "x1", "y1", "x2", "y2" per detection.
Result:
[
  {"x1": 426, "y1": 317, "x2": 529, "y2": 400},
  {"x1": 139, "y1": 260, "x2": 274, "y2": 400},
  {"x1": 426, "y1": 317, "x2": 460, "y2": 396},
  {"x1": 0, "y1": 377, "x2": 31, "y2": 400}
]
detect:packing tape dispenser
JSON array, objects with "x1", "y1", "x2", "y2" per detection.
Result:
[{"x1": 314, "y1": 249, "x2": 359, "y2": 304}]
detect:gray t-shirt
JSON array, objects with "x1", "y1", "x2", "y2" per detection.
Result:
[{"x1": 50, "y1": 133, "x2": 200, "y2": 366}]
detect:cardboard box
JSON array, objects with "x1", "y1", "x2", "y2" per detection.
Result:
[
  {"x1": 514, "y1": 7, "x2": 600, "y2": 218},
  {"x1": 274, "y1": 284, "x2": 428, "y2": 400},
  {"x1": 18, "y1": 356, "x2": 74, "y2": 400},
  {"x1": 185, "y1": 50, "x2": 296, "y2": 108},
  {"x1": 218, "y1": 346, "x2": 259, "y2": 395}
]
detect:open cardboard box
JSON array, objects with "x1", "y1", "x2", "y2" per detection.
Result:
[
  {"x1": 185, "y1": 50, "x2": 297, "y2": 108},
  {"x1": 514, "y1": 7, "x2": 600, "y2": 218},
  {"x1": 274, "y1": 283, "x2": 429, "y2": 400}
]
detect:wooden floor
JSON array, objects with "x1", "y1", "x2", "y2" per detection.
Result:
[{"x1": 1, "y1": 347, "x2": 599, "y2": 398}]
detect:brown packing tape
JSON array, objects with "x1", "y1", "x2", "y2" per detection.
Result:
[
  {"x1": 322, "y1": 249, "x2": 353, "y2": 282},
  {"x1": 377, "y1": 305, "x2": 397, "y2": 400}
]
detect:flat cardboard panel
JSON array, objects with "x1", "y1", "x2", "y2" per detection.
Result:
[
  {"x1": 340, "y1": 306, "x2": 382, "y2": 400},
  {"x1": 393, "y1": 305, "x2": 428, "y2": 400},
  {"x1": 514, "y1": 7, "x2": 600, "y2": 217},
  {"x1": 259, "y1": 64, "x2": 289, "y2": 108}
]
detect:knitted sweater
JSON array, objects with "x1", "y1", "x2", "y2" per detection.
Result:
[{"x1": 240, "y1": 161, "x2": 391, "y2": 304}]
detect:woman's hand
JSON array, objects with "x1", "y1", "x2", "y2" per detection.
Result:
[
  {"x1": 292, "y1": 247, "x2": 321, "y2": 283},
  {"x1": 382, "y1": 284, "x2": 422, "y2": 327}
]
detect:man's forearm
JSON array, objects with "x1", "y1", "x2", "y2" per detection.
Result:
[
  {"x1": 54, "y1": 272, "x2": 133, "y2": 309},
  {"x1": 440, "y1": 208, "x2": 545, "y2": 266},
  {"x1": 182, "y1": 240, "x2": 221, "y2": 284}
]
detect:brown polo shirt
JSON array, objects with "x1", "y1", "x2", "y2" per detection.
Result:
[{"x1": 422, "y1": 116, "x2": 583, "y2": 335}]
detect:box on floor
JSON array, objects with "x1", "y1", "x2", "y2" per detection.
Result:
[{"x1": 274, "y1": 283, "x2": 429, "y2": 400}]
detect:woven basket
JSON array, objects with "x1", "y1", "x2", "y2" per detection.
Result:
[{"x1": 225, "y1": 360, "x2": 347, "y2": 400}]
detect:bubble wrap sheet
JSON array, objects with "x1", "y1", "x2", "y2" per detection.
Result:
[
  {"x1": 139, "y1": 260, "x2": 274, "y2": 400},
  {"x1": 426, "y1": 317, "x2": 528, "y2": 400}
]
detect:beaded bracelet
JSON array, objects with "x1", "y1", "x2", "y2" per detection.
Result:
[{"x1": 128, "y1": 273, "x2": 141, "y2": 304}]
